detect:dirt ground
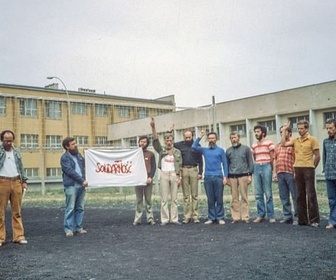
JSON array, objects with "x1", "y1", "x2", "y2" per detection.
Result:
[{"x1": 1, "y1": 204, "x2": 336, "y2": 280}]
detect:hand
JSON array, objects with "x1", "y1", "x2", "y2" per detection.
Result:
[
  {"x1": 169, "y1": 124, "x2": 175, "y2": 133},
  {"x1": 200, "y1": 130, "x2": 205, "y2": 138},
  {"x1": 197, "y1": 174, "x2": 202, "y2": 180},
  {"x1": 226, "y1": 178, "x2": 231, "y2": 187},
  {"x1": 82, "y1": 180, "x2": 89, "y2": 188},
  {"x1": 272, "y1": 173, "x2": 278, "y2": 182},
  {"x1": 22, "y1": 182, "x2": 28, "y2": 190},
  {"x1": 146, "y1": 177, "x2": 153, "y2": 185},
  {"x1": 150, "y1": 117, "x2": 155, "y2": 128},
  {"x1": 281, "y1": 120, "x2": 291, "y2": 132},
  {"x1": 223, "y1": 177, "x2": 228, "y2": 186},
  {"x1": 247, "y1": 176, "x2": 252, "y2": 185}
]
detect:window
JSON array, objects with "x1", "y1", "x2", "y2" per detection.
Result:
[
  {"x1": 324, "y1": 111, "x2": 336, "y2": 122},
  {"x1": 137, "y1": 107, "x2": 148, "y2": 119},
  {"x1": 288, "y1": 115, "x2": 309, "y2": 131},
  {"x1": 95, "y1": 104, "x2": 108, "y2": 116},
  {"x1": 46, "y1": 168, "x2": 62, "y2": 177},
  {"x1": 230, "y1": 124, "x2": 247, "y2": 136},
  {"x1": 20, "y1": 99, "x2": 37, "y2": 117},
  {"x1": 117, "y1": 105, "x2": 131, "y2": 118},
  {"x1": 21, "y1": 134, "x2": 39, "y2": 149},
  {"x1": 0, "y1": 96, "x2": 5, "y2": 115},
  {"x1": 45, "y1": 101, "x2": 62, "y2": 119},
  {"x1": 25, "y1": 168, "x2": 39, "y2": 178},
  {"x1": 75, "y1": 135, "x2": 88, "y2": 146},
  {"x1": 128, "y1": 137, "x2": 137, "y2": 147},
  {"x1": 72, "y1": 103, "x2": 87, "y2": 115},
  {"x1": 46, "y1": 135, "x2": 62, "y2": 150},
  {"x1": 95, "y1": 136, "x2": 107, "y2": 146},
  {"x1": 156, "y1": 109, "x2": 170, "y2": 116},
  {"x1": 257, "y1": 120, "x2": 276, "y2": 133}
]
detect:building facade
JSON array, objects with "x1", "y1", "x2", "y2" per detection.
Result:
[
  {"x1": 0, "y1": 83, "x2": 175, "y2": 192},
  {"x1": 108, "y1": 80, "x2": 336, "y2": 179}
]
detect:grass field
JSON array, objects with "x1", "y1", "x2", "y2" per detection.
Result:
[{"x1": 22, "y1": 181, "x2": 330, "y2": 219}]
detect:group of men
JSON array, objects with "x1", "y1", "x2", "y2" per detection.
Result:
[
  {"x1": 133, "y1": 118, "x2": 336, "y2": 230},
  {"x1": 0, "y1": 117, "x2": 335, "y2": 245}
]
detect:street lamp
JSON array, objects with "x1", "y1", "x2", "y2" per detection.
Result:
[{"x1": 47, "y1": 76, "x2": 72, "y2": 136}]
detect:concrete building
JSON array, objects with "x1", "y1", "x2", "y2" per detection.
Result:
[
  {"x1": 0, "y1": 83, "x2": 175, "y2": 192},
  {"x1": 108, "y1": 80, "x2": 336, "y2": 179}
]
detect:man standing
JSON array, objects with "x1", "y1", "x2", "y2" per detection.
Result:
[
  {"x1": 251, "y1": 125, "x2": 276, "y2": 223},
  {"x1": 192, "y1": 130, "x2": 228, "y2": 225},
  {"x1": 273, "y1": 126, "x2": 298, "y2": 224},
  {"x1": 281, "y1": 120, "x2": 320, "y2": 227},
  {"x1": 226, "y1": 132, "x2": 254, "y2": 223},
  {"x1": 0, "y1": 130, "x2": 28, "y2": 246},
  {"x1": 133, "y1": 136, "x2": 156, "y2": 226},
  {"x1": 174, "y1": 130, "x2": 203, "y2": 224},
  {"x1": 323, "y1": 118, "x2": 336, "y2": 229},
  {"x1": 151, "y1": 118, "x2": 182, "y2": 226},
  {"x1": 61, "y1": 137, "x2": 88, "y2": 237}
]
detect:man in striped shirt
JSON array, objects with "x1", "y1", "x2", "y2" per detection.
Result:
[
  {"x1": 251, "y1": 125, "x2": 276, "y2": 223},
  {"x1": 273, "y1": 126, "x2": 297, "y2": 225}
]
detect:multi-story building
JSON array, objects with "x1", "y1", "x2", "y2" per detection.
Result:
[
  {"x1": 108, "y1": 80, "x2": 336, "y2": 179},
  {"x1": 0, "y1": 83, "x2": 175, "y2": 192}
]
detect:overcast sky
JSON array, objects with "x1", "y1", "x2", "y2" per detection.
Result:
[{"x1": 1, "y1": 0, "x2": 336, "y2": 108}]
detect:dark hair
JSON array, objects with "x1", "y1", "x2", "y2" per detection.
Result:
[
  {"x1": 0, "y1": 130, "x2": 15, "y2": 141},
  {"x1": 138, "y1": 135, "x2": 150, "y2": 149},
  {"x1": 326, "y1": 118, "x2": 336, "y2": 127},
  {"x1": 207, "y1": 131, "x2": 217, "y2": 139},
  {"x1": 254, "y1": 125, "x2": 267, "y2": 137},
  {"x1": 62, "y1": 137, "x2": 75, "y2": 150},
  {"x1": 229, "y1": 131, "x2": 240, "y2": 139},
  {"x1": 297, "y1": 120, "x2": 309, "y2": 129},
  {"x1": 279, "y1": 125, "x2": 292, "y2": 134}
]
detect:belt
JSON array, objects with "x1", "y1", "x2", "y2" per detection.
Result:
[
  {"x1": 0, "y1": 175, "x2": 20, "y2": 181},
  {"x1": 182, "y1": 165, "x2": 197, "y2": 168}
]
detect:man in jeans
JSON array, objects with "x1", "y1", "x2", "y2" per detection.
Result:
[
  {"x1": 273, "y1": 126, "x2": 298, "y2": 225},
  {"x1": 61, "y1": 137, "x2": 88, "y2": 237},
  {"x1": 281, "y1": 120, "x2": 320, "y2": 227},
  {"x1": 323, "y1": 118, "x2": 336, "y2": 229},
  {"x1": 192, "y1": 130, "x2": 228, "y2": 225},
  {"x1": 251, "y1": 125, "x2": 276, "y2": 223}
]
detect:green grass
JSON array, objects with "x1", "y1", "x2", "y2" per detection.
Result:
[{"x1": 22, "y1": 182, "x2": 330, "y2": 218}]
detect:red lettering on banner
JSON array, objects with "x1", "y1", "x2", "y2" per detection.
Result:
[{"x1": 95, "y1": 160, "x2": 133, "y2": 174}]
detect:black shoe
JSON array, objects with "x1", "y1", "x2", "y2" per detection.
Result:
[{"x1": 280, "y1": 219, "x2": 293, "y2": 224}]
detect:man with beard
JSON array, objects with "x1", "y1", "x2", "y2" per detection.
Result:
[
  {"x1": 61, "y1": 137, "x2": 88, "y2": 237},
  {"x1": 173, "y1": 130, "x2": 203, "y2": 224},
  {"x1": 281, "y1": 120, "x2": 320, "y2": 227},
  {"x1": 251, "y1": 125, "x2": 276, "y2": 223},
  {"x1": 133, "y1": 135, "x2": 156, "y2": 226},
  {"x1": 0, "y1": 130, "x2": 28, "y2": 246},
  {"x1": 323, "y1": 118, "x2": 336, "y2": 229},
  {"x1": 151, "y1": 118, "x2": 182, "y2": 226},
  {"x1": 226, "y1": 132, "x2": 254, "y2": 223},
  {"x1": 192, "y1": 130, "x2": 228, "y2": 225}
]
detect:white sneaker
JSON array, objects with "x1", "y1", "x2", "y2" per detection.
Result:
[
  {"x1": 18, "y1": 239, "x2": 28, "y2": 245},
  {"x1": 218, "y1": 220, "x2": 225, "y2": 225},
  {"x1": 204, "y1": 220, "x2": 213, "y2": 225}
]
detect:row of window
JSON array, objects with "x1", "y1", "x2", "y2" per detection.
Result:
[
  {"x1": 0, "y1": 97, "x2": 171, "y2": 119},
  {"x1": 20, "y1": 135, "x2": 108, "y2": 149},
  {"x1": 25, "y1": 167, "x2": 61, "y2": 178}
]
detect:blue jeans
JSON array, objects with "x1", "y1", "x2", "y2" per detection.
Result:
[
  {"x1": 253, "y1": 163, "x2": 274, "y2": 219},
  {"x1": 278, "y1": 172, "x2": 297, "y2": 221},
  {"x1": 204, "y1": 175, "x2": 224, "y2": 221},
  {"x1": 326, "y1": 179, "x2": 336, "y2": 226},
  {"x1": 64, "y1": 184, "x2": 86, "y2": 233}
]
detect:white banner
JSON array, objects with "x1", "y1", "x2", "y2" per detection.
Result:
[{"x1": 85, "y1": 148, "x2": 147, "y2": 188}]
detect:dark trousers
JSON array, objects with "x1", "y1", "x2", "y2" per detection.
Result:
[{"x1": 294, "y1": 167, "x2": 320, "y2": 224}]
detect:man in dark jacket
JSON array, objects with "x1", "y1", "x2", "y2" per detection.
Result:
[
  {"x1": 226, "y1": 132, "x2": 254, "y2": 223},
  {"x1": 61, "y1": 137, "x2": 88, "y2": 237}
]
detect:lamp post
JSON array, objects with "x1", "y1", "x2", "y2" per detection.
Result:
[{"x1": 47, "y1": 76, "x2": 72, "y2": 136}]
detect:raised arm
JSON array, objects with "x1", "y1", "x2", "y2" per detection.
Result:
[{"x1": 280, "y1": 121, "x2": 294, "y2": 147}]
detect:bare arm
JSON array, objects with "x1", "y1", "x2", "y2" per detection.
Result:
[
  {"x1": 150, "y1": 117, "x2": 158, "y2": 139},
  {"x1": 313, "y1": 149, "x2": 320, "y2": 168},
  {"x1": 281, "y1": 121, "x2": 294, "y2": 147}
]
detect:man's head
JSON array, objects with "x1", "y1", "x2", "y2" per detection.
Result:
[
  {"x1": 138, "y1": 135, "x2": 149, "y2": 150},
  {"x1": 1, "y1": 130, "x2": 15, "y2": 151},
  {"x1": 207, "y1": 132, "x2": 217, "y2": 148},
  {"x1": 279, "y1": 125, "x2": 292, "y2": 140},
  {"x1": 164, "y1": 133, "x2": 174, "y2": 150},
  {"x1": 297, "y1": 120, "x2": 309, "y2": 137},
  {"x1": 184, "y1": 130, "x2": 193, "y2": 146},
  {"x1": 62, "y1": 137, "x2": 78, "y2": 155},
  {"x1": 254, "y1": 125, "x2": 267, "y2": 141},
  {"x1": 326, "y1": 118, "x2": 336, "y2": 139},
  {"x1": 229, "y1": 132, "x2": 240, "y2": 147}
]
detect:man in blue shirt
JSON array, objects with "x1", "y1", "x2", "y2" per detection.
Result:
[
  {"x1": 192, "y1": 130, "x2": 228, "y2": 225},
  {"x1": 323, "y1": 118, "x2": 336, "y2": 229}
]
